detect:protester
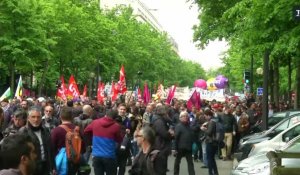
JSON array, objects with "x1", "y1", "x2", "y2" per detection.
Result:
[
  {"x1": 201, "y1": 109, "x2": 219, "y2": 175},
  {"x1": 152, "y1": 105, "x2": 173, "y2": 175},
  {"x1": 128, "y1": 126, "x2": 164, "y2": 175},
  {"x1": 84, "y1": 109, "x2": 123, "y2": 175},
  {"x1": 0, "y1": 133, "x2": 37, "y2": 175},
  {"x1": 19, "y1": 106, "x2": 54, "y2": 175},
  {"x1": 173, "y1": 111, "x2": 195, "y2": 175},
  {"x1": 42, "y1": 105, "x2": 59, "y2": 132},
  {"x1": 51, "y1": 106, "x2": 84, "y2": 175},
  {"x1": 2, "y1": 109, "x2": 27, "y2": 139}
]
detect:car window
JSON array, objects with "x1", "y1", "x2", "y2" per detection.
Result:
[
  {"x1": 275, "y1": 119, "x2": 290, "y2": 133},
  {"x1": 283, "y1": 125, "x2": 300, "y2": 142},
  {"x1": 285, "y1": 138, "x2": 300, "y2": 152}
]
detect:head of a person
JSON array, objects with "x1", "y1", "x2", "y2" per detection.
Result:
[
  {"x1": 105, "y1": 109, "x2": 118, "y2": 119},
  {"x1": 1, "y1": 98, "x2": 9, "y2": 108},
  {"x1": 20, "y1": 100, "x2": 29, "y2": 110},
  {"x1": 235, "y1": 106, "x2": 242, "y2": 116},
  {"x1": 204, "y1": 109, "x2": 213, "y2": 121},
  {"x1": 27, "y1": 106, "x2": 42, "y2": 127},
  {"x1": 117, "y1": 103, "x2": 127, "y2": 117},
  {"x1": 60, "y1": 106, "x2": 73, "y2": 122},
  {"x1": 0, "y1": 133, "x2": 37, "y2": 174},
  {"x1": 179, "y1": 103, "x2": 187, "y2": 112},
  {"x1": 179, "y1": 111, "x2": 189, "y2": 124},
  {"x1": 67, "y1": 100, "x2": 73, "y2": 107},
  {"x1": 136, "y1": 126, "x2": 155, "y2": 147},
  {"x1": 13, "y1": 109, "x2": 27, "y2": 128},
  {"x1": 82, "y1": 105, "x2": 93, "y2": 116},
  {"x1": 44, "y1": 105, "x2": 54, "y2": 118},
  {"x1": 146, "y1": 104, "x2": 153, "y2": 113},
  {"x1": 155, "y1": 105, "x2": 167, "y2": 117}
]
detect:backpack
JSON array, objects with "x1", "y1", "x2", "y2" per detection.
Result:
[
  {"x1": 55, "y1": 147, "x2": 68, "y2": 175},
  {"x1": 212, "y1": 118, "x2": 225, "y2": 143},
  {"x1": 59, "y1": 125, "x2": 82, "y2": 164}
]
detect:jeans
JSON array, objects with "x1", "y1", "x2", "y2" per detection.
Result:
[
  {"x1": 174, "y1": 149, "x2": 195, "y2": 175},
  {"x1": 93, "y1": 156, "x2": 117, "y2": 175},
  {"x1": 206, "y1": 142, "x2": 219, "y2": 175},
  {"x1": 202, "y1": 142, "x2": 208, "y2": 166}
]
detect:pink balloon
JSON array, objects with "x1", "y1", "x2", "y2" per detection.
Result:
[{"x1": 194, "y1": 79, "x2": 207, "y2": 89}]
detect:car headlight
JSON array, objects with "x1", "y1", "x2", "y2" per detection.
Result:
[{"x1": 241, "y1": 162, "x2": 269, "y2": 175}]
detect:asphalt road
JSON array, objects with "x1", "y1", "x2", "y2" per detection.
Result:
[{"x1": 89, "y1": 155, "x2": 233, "y2": 175}]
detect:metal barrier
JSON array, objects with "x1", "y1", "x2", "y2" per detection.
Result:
[{"x1": 267, "y1": 151, "x2": 300, "y2": 175}]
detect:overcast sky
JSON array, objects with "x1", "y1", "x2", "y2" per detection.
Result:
[{"x1": 140, "y1": 0, "x2": 228, "y2": 71}]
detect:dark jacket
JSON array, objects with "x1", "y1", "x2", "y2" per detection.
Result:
[
  {"x1": 221, "y1": 113, "x2": 237, "y2": 133},
  {"x1": 152, "y1": 116, "x2": 172, "y2": 151},
  {"x1": 174, "y1": 122, "x2": 193, "y2": 151},
  {"x1": 204, "y1": 120, "x2": 217, "y2": 144},
  {"x1": 128, "y1": 148, "x2": 164, "y2": 175},
  {"x1": 19, "y1": 125, "x2": 54, "y2": 174}
]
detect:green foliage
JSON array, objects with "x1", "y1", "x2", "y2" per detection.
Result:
[
  {"x1": 0, "y1": 0, "x2": 206, "y2": 95},
  {"x1": 192, "y1": 0, "x2": 300, "y2": 97}
]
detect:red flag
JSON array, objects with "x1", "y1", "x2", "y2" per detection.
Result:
[
  {"x1": 137, "y1": 88, "x2": 142, "y2": 102},
  {"x1": 143, "y1": 83, "x2": 150, "y2": 105},
  {"x1": 187, "y1": 89, "x2": 201, "y2": 110},
  {"x1": 56, "y1": 76, "x2": 68, "y2": 101},
  {"x1": 111, "y1": 81, "x2": 118, "y2": 102},
  {"x1": 67, "y1": 75, "x2": 80, "y2": 99},
  {"x1": 166, "y1": 85, "x2": 176, "y2": 105},
  {"x1": 118, "y1": 65, "x2": 127, "y2": 94},
  {"x1": 97, "y1": 82, "x2": 105, "y2": 104},
  {"x1": 82, "y1": 84, "x2": 87, "y2": 97}
]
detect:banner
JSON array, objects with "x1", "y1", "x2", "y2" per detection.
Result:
[{"x1": 197, "y1": 88, "x2": 225, "y2": 102}]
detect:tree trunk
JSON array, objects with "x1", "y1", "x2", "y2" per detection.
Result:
[
  {"x1": 294, "y1": 58, "x2": 300, "y2": 109},
  {"x1": 262, "y1": 50, "x2": 270, "y2": 130},
  {"x1": 273, "y1": 57, "x2": 279, "y2": 107},
  {"x1": 38, "y1": 59, "x2": 49, "y2": 97},
  {"x1": 9, "y1": 59, "x2": 16, "y2": 98},
  {"x1": 288, "y1": 57, "x2": 292, "y2": 107},
  {"x1": 269, "y1": 61, "x2": 274, "y2": 103}
]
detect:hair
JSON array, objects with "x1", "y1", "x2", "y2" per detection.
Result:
[
  {"x1": 204, "y1": 109, "x2": 214, "y2": 116},
  {"x1": 28, "y1": 106, "x2": 42, "y2": 117},
  {"x1": 0, "y1": 133, "x2": 34, "y2": 169},
  {"x1": 67, "y1": 100, "x2": 73, "y2": 107},
  {"x1": 179, "y1": 111, "x2": 188, "y2": 118},
  {"x1": 13, "y1": 109, "x2": 28, "y2": 120},
  {"x1": 155, "y1": 105, "x2": 167, "y2": 116},
  {"x1": 106, "y1": 109, "x2": 118, "y2": 119},
  {"x1": 60, "y1": 106, "x2": 73, "y2": 121},
  {"x1": 141, "y1": 126, "x2": 156, "y2": 145}
]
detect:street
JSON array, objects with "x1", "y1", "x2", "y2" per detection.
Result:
[{"x1": 89, "y1": 156, "x2": 233, "y2": 175}]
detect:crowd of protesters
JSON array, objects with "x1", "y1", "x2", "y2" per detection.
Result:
[{"x1": 0, "y1": 94, "x2": 293, "y2": 175}]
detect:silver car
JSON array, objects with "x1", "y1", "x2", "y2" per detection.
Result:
[{"x1": 232, "y1": 134, "x2": 300, "y2": 175}]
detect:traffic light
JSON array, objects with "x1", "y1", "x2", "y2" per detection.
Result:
[{"x1": 244, "y1": 70, "x2": 250, "y2": 84}]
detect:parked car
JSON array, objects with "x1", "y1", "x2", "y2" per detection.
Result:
[
  {"x1": 232, "y1": 134, "x2": 300, "y2": 175},
  {"x1": 268, "y1": 110, "x2": 300, "y2": 128},
  {"x1": 236, "y1": 112, "x2": 300, "y2": 161},
  {"x1": 248, "y1": 122, "x2": 300, "y2": 157}
]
